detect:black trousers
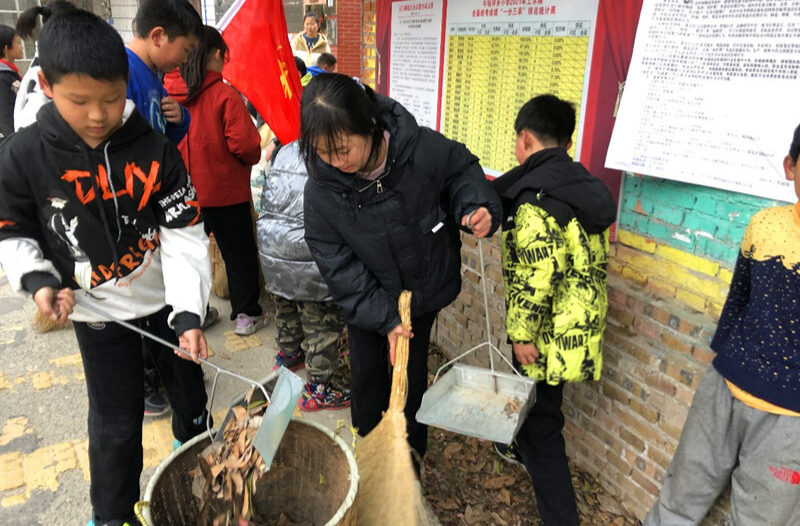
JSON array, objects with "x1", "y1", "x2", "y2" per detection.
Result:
[
  {"x1": 347, "y1": 311, "x2": 437, "y2": 460},
  {"x1": 73, "y1": 306, "x2": 208, "y2": 522},
  {"x1": 202, "y1": 201, "x2": 262, "y2": 319},
  {"x1": 516, "y1": 381, "x2": 580, "y2": 526}
]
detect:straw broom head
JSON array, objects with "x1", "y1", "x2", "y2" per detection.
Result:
[
  {"x1": 32, "y1": 309, "x2": 70, "y2": 333},
  {"x1": 355, "y1": 291, "x2": 439, "y2": 526}
]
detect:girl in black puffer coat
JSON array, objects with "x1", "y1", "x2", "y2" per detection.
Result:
[{"x1": 300, "y1": 73, "x2": 502, "y2": 461}]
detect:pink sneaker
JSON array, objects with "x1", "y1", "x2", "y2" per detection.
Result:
[{"x1": 234, "y1": 312, "x2": 270, "y2": 336}]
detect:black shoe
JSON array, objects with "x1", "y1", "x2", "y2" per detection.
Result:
[
  {"x1": 494, "y1": 441, "x2": 523, "y2": 465},
  {"x1": 202, "y1": 306, "x2": 220, "y2": 330},
  {"x1": 144, "y1": 388, "x2": 170, "y2": 417}
]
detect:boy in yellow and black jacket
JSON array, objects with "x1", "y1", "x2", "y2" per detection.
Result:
[{"x1": 491, "y1": 94, "x2": 615, "y2": 526}]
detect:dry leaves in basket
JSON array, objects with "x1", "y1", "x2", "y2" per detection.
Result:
[{"x1": 189, "y1": 390, "x2": 313, "y2": 526}]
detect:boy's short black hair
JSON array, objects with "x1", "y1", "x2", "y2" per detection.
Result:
[
  {"x1": 514, "y1": 94, "x2": 575, "y2": 148},
  {"x1": 134, "y1": 0, "x2": 203, "y2": 41},
  {"x1": 38, "y1": 8, "x2": 128, "y2": 85},
  {"x1": 790, "y1": 123, "x2": 800, "y2": 163},
  {"x1": 0, "y1": 24, "x2": 15, "y2": 54},
  {"x1": 317, "y1": 53, "x2": 337, "y2": 68},
  {"x1": 294, "y1": 56, "x2": 307, "y2": 77}
]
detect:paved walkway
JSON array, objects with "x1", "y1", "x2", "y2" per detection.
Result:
[{"x1": 0, "y1": 271, "x2": 347, "y2": 525}]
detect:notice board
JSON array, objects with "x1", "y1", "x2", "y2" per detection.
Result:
[
  {"x1": 606, "y1": 0, "x2": 800, "y2": 203},
  {"x1": 385, "y1": 0, "x2": 600, "y2": 176}
]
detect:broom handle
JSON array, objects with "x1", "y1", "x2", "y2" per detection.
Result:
[{"x1": 388, "y1": 290, "x2": 412, "y2": 413}]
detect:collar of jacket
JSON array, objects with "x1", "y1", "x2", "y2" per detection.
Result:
[
  {"x1": 492, "y1": 147, "x2": 573, "y2": 200},
  {"x1": 491, "y1": 146, "x2": 617, "y2": 234},
  {"x1": 310, "y1": 94, "x2": 419, "y2": 193},
  {"x1": 36, "y1": 99, "x2": 149, "y2": 153}
]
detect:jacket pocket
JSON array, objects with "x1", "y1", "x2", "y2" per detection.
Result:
[{"x1": 418, "y1": 206, "x2": 448, "y2": 235}]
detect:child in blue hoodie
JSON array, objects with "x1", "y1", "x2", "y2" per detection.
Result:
[{"x1": 125, "y1": 0, "x2": 202, "y2": 145}]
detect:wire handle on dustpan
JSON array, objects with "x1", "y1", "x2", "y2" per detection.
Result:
[
  {"x1": 74, "y1": 294, "x2": 270, "y2": 442},
  {"x1": 431, "y1": 215, "x2": 525, "y2": 385}
]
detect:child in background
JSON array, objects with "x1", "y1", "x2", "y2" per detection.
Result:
[
  {"x1": 125, "y1": 0, "x2": 201, "y2": 146},
  {"x1": 257, "y1": 140, "x2": 349, "y2": 411},
  {"x1": 307, "y1": 52, "x2": 336, "y2": 76},
  {"x1": 291, "y1": 12, "x2": 330, "y2": 67},
  {"x1": 491, "y1": 94, "x2": 616, "y2": 526},
  {"x1": 0, "y1": 10, "x2": 211, "y2": 526},
  {"x1": 300, "y1": 73, "x2": 502, "y2": 463},
  {"x1": 126, "y1": 0, "x2": 208, "y2": 417},
  {"x1": 0, "y1": 24, "x2": 22, "y2": 136},
  {"x1": 644, "y1": 125, "x2": 800, "y2": 525},
  {"x1": 164, "y1": 26, "x2": 269, "y2": 335},
  {"x1": 13, "y1": 0, "x2": 78, "y2": 131}
]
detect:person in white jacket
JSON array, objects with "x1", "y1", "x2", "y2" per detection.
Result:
[{"x1": 13, "y1": 1, "x2": 77, "y2": 131}]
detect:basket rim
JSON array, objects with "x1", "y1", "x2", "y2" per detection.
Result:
[{"x1": 141, "y1": 417, "x2": 359, "y2": 526}]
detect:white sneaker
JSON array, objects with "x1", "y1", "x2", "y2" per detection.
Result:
[{"x1": 234, "y1": 312, "x2": 270, "y2": 336}]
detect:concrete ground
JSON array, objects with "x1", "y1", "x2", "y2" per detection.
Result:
[{"x1": 0, "y1": 271, "x2": 349, "y2": 525}]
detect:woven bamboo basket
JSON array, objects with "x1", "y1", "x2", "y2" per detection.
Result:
[{"x1": 140, "y1": 419, "x2": 358, "y2": 526}]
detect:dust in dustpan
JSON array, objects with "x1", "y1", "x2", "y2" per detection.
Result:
[{"x1": 355, "y1": 291, "x2": 440, "y2": 526}]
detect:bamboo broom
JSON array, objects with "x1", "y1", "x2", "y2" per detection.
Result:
[
  {"x1": 355, "y1": 290, "x2": 440, "y2": 526},
  {"x1": 32, "y1": 309, "x2": 70, "y2": 333}
]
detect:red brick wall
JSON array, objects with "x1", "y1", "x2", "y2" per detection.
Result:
[
  {"x1": 328, "y1": 0, "x2": 363, "y2": 78},
  {"x1": 361, "y1": 0, "x2": 376, "y2": 86},
  {"x1": 436, "y1": 234, "x2": 732, "y2": 523}
]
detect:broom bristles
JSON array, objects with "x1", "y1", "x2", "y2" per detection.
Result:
[
  {"x1": 355, "y1": 292, "x2": 440, "y2": 526},
  {"x1": 32, "y1": 310, "x2": 70, "y2": 333}
]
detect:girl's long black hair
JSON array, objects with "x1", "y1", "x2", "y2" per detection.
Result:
[
  {"x1": 179, "y1": 25, "x2": 228, "y2": 102},
  {"x1": 16, "y1": 0, "x2": 77, "y2": 41},
  {"x1": 299, "y1": 73, "x2": 384, "y2": 178}
]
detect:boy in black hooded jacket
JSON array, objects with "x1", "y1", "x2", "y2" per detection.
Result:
[
  {"x1": 491, "y1": 94, "x2": 616, "y2": 526},
  {"x1": 0, "y1": 10, "x2": 210, "y2": 526}
]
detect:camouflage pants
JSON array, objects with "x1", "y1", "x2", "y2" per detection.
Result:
[{"x1": 273, "y1": 296, "x2": 345, "y2": 383}]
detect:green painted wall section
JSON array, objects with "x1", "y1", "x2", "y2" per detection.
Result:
[{"x1": 617, "y1": 175, "x2": 785, "y2": 266}]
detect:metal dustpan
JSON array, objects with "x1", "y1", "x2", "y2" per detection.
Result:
[
  {"x1": 416, "y1": 238, "x2": 537, "y2": 444},
  {"x1": 213, "y1": 366, "x2": 305, "y2": 469},
  {"x1": 76, "y1": 296, "x2": 303, "y2": 467}
]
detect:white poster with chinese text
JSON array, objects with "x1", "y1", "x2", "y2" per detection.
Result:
[
  {"x1": 389, "y1": 1, "x2": 445, "y2": 129},
  {"x1": 606, "y1": 0, "x2": 800, "y2": 202}
]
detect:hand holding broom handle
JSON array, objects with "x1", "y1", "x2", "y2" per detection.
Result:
[{"x1": 389, "y1": 291, "x2": 412, "y2": 413}]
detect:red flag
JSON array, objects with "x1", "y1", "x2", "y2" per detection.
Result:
[{"x1": 218, "y1": 0, "x2": 302, "y2": 144}]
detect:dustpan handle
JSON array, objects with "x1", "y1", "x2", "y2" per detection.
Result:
[
  {"x1": 463, "y1": 212, "x2": 495, "y2": 373},
  {"x1": 430, "y1": 234, "x2": 528, "y2": 383},
  {"x1": 388, "y1": 290, "x2": 412, "y2": 413},
  {"x1": 74, "y1": 294, "x2": 271, "y2": 437}
]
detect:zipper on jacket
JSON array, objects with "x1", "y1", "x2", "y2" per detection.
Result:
[{"x1": 357, "y1": 161, "x2": 394, "y2": 194}]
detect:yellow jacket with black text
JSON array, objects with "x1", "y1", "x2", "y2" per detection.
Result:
[{"x1": 491, "y1": 148, "x2": 616, "y2": 385}]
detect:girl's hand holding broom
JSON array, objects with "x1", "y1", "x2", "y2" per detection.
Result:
[{"x1": 387, "y1": 323, "x2": 413, "y2": 366}]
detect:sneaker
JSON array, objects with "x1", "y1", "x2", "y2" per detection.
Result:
[
  {"x1": 298, "y1": 380, "x2": 351, "y2": 412},
  {"x1": 144, "y1": 388, "x2": 169, "y2": 417},
  {"x1": 234, "y1": 312, "x2": 270, "y2": 336},
  {"x1": 202, "y1": 306, "x2": 220, "y2": 330},
  {"x1": 273, "y1": 348, "x2": 306, "y2": 372},
  {"x1": 173, "y1": 438, "x2": 182, "y2": 451},
  {"x1": 494, "y1": 441, "x2": 523, "y2": 465}
]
